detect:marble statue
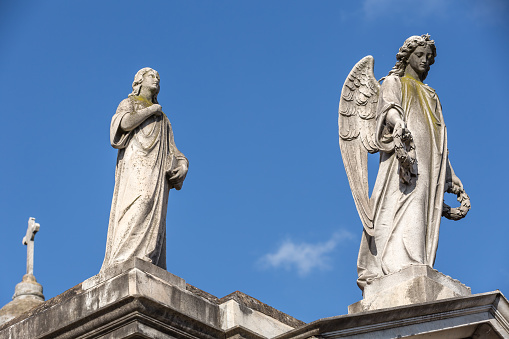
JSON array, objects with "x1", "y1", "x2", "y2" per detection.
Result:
[
  {"x1": 101, "y1": 67, "x2": 188, "y2": 271},
  {"x1": 338, "y1": 35, "x2": 470, "y2": 290}
]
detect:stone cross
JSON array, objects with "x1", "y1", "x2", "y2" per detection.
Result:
[{"x1": 22, "y1": 217, "x2": 40, "y2": 276}]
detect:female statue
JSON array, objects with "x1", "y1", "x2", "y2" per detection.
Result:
[
  {"x1": 338, "y1": 35, "x2": 470, "y2": 290},
  {"x1": 101, "y1": 67, "x2": 188, "y2": 271}
]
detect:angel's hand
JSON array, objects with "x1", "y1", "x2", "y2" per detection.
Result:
[
  {"x1": 446, "y1": 174, "x2": 464, "y2": 194},
  {"x1": 452, "y1": 174, "x2": 463, "y2": 193},
  {"x1": 393, "y1": 120, "x2": 413, "y2": 142},
  {"x1": 393, "y1": 120, "x2": 417, "y2": 184},
  {"x1": 393, "y1": 122, "x2": 416, "y2": 165},
  {"x1": 150, "y1": 104, "x2": 163, "y2": 116},
  {"x1": 169, "y1": 163, "x2": 188, "y2": 183}
]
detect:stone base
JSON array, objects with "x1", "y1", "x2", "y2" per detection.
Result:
[
  {"x1": 0, "y1": 274, "x2": 45, "y2": 324},
  {"x1": 13, "y1": 274, "x2": 45, "y2": 301},
  {"x1": 0, "y1": 258, "x2": 303, "y2": 339},
  {"x1": 349, "y1": 265, "x2": 471, "y2": 314}
]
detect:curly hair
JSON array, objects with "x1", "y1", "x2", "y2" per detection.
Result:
[
  {"x1": 388, "y1": 34, "x2": 436, "y2": 80},
  {"x1": 129, "y1": 67, "x2": 160, "y2": 104}
]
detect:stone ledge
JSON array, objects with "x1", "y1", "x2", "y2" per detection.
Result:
[
  {"x1": 186, "y1": 283, "x2": 220, "y2": 304},
  {"x1": 220, "y1": 298, "x2": 295, "y2": 338},
  {"x1": 219, "y1": 291, "x2": 305, "y2": 329},
  {"x1": 225, "y1": 325, "x2": 267, "y2": 339},
  {"x1": 48, "y1": 297, "x2": 223, "y2": 339},
  {"x1": 275, "y1": 291, "x2": 509, "y2": 339}
]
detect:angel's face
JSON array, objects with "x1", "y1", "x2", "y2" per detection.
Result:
[
  {"x1": 408, "y1": 45, "x2": 433, "y2": 76},
  {"x1": 141, "y1": 70, "x2": 160, "y2": 92}
]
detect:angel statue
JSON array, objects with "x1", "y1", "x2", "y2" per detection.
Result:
[
  {"x1": 338, "y1": 34, "x2": 471, "y2": 291},
  {"x1": 101, "y1": 67, "x2": 188, "y2": 271}
]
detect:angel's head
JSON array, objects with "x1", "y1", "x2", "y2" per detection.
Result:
[
  {"x1": 129, "y1": 67, "x2": 160, "y2": 104},
  {"x1": 388, "y1": 34, "x2": 436, "y2": 81}
]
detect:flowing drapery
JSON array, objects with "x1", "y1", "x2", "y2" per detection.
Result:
[
  {"x1": 357, "y1": 75, "x2": 449, "y2": 288},
  {"x1": 101, "y1": 96, "x2": 187, "y2": 270}
]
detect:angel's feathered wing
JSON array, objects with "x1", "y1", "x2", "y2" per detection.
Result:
[{"x1": 338, "y1": 56, "x2": 380, "y2": 236}]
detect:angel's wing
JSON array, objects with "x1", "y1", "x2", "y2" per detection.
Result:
[{"x1": 338, "y1": 56, "x2": 380, "y2": 236}]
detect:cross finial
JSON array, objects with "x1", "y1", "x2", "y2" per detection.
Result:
[{"x1": 23, "y1": 217, "x2": 40, "y2": 276}]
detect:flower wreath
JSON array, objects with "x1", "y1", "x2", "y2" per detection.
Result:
[{"x1": 442, "y1": 185, "x2": 471, "y2": 221}]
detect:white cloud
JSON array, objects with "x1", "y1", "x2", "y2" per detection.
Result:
[{"x1": 259, "y1": 230, "x2": 354, "y2": 277}]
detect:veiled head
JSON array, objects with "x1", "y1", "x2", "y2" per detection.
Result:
[
  {"x1": 388, "y1": 34, "x2": 436, "y2": 80},
  {"x1": 130, "y1": 67, "x2": 160, "y2": 104}
]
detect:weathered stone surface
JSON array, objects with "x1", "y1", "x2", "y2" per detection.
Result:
[
  {"x1": 1, "y1": 259, "x2": 507, "y2": 338},
  {"x1": 220, "y1": 292, "x2": 298, "y2": 338},
  {"x1": 219, "y1": 291, "x2": 305, "y2": 330},
  {"x1": 102, "y1": 68, "x2": 188, "y2": 272},
  {"x1": 338, "y1": 35, "x2": 471, "y2": 292},
  {"x1": 23, "y1": 218, "x2": 40, "y2": 277},
  {"x1": 83, "y1": 256, "x2": 186, "y2": 290},
  {"x1": 276, "y1": 291, "x2": 509, "y2": 339},
  {"x1": 348, "y1": 265, "x2": 471, "y2": 314},
  {"x1": 11, "y1": 274, "x2": 44, "y2": 302},
  {"x1": 0, "y1": 258, "x2": 303, "y2": 338}
]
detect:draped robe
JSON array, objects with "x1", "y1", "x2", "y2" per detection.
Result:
[
  {"x1": 101, "y1": 96, "x2": 187, "y2": 271},
  {"x1": 357, "y1": 74, "x2": 449, "y2": 289}
]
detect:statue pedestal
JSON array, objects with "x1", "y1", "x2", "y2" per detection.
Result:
[
  {"x1": 0, "y1": 258, "x2": 303, "y2": 338},
  {"x1": 348, "y1": 265, "x2": 471, "y2": 314}
]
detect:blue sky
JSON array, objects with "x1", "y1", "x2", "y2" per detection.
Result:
[{"x1": 1, "y1": 0, "x2": 508, "y2": 323}]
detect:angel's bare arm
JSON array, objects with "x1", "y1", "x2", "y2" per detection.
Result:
[
  {"x1": 120, "y1": 104, "x2": 162, "y2": 132},
  {"x1": 443, "y1": 155, "x2": 470, "y2": 220},
  {"x1": 445, "y1": 158, "x2": 464, "y2": 193},
  {"x1": 386, "y1": 108, "x2": 405, "y2": 128}
]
